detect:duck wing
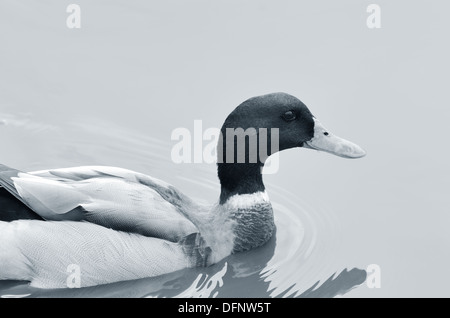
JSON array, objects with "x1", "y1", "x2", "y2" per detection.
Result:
[
  {"x1": 0, "y1": 165, "x2": 198, "y2": 242},
  {"x1": 0, "y1": 164, "x2": 44, "y2": 220}
]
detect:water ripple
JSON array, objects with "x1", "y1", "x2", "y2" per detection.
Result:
[{"x1": 0, "y1": 117, "x2": 366, "y2": 297}]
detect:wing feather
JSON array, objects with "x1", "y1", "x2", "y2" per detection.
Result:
[{"x1": 5, "y1": 165, "x2": 198, "y2": 241}]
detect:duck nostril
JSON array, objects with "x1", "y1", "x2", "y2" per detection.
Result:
[{"x1": 324, "y1": 132, "x2": 329, "y2": 136}]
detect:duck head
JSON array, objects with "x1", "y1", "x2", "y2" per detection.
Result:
[{"x1": 217, "y1": 92, "x2": 365, "y2": 204}]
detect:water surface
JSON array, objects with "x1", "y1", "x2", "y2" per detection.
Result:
[
  {"x1": 0, "y1": 115, "x2": 366, "y2": 297},
  {"x1": 1, "y1": 0, "x2": 449, "y2": 297}
]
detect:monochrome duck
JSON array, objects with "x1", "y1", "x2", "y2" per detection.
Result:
[{"x1": 0, "y1": 92, "x2": 365, "y2": 288}]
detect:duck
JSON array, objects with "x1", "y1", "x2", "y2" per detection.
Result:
[{"x1": 0, "y1": 92, "x2": 366, "y2": 288}]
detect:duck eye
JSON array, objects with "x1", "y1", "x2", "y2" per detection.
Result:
[{"x1": 282, "y1": 110, "x2": 296, "y2": 122}]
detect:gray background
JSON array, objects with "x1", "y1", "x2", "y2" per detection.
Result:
[{"x1": 1, "y1": 0, "x2": 449, "y2": 297}]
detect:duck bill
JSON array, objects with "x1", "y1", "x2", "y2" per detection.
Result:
[{"x1": 303, "y1": 118, "x2": 366, "y2": 159}]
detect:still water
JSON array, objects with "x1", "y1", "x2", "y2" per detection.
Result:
[
  {"x1": 0, "y1": 114, "x2": 365, "y2": 297},
  {"x1": 2, "y1": 0, "x2": 449, "y2": 298}
]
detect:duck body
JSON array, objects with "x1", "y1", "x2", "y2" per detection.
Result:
[
  {"x1": 0, "y1": 165, "x2": 273, "y2": 288},
  {"x1": 1, "y1": 219, "x2": 202, "y2": 288},
  {"x1": 0, "y1": 93, "x2": 365, "y2": 288}
]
